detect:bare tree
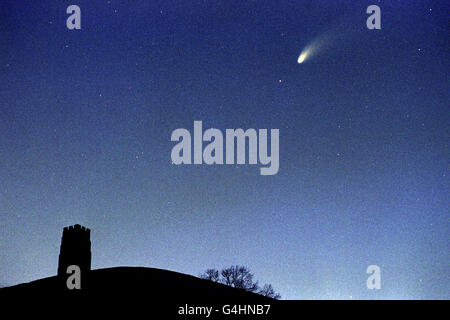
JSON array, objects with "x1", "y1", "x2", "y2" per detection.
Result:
[
  {"x1": 199, "y1": 265, "x2": 281, "y2": 299},
  {"x1": 258, "y1": 284, "x2": 281, "y2": 299},
  {"x1": 221, "y1": 265, "x2": 259, "y2": 292},
  {"x1": 200, "y1": 268, "x2": 220, "y2": 282}
]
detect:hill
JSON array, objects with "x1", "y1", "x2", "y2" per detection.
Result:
[{"x1": 0, "y1": 266, "x2": 273, "y2": 314}]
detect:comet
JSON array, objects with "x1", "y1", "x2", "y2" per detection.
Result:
[
  {"x1": 297, "y1": 17, "x2": 356, "y2": 64},
  {"x1": 297, "y1": 41, "x2": 320, "y2": 64},
  {"x1": 297, "y1": 42, "x2": 320, "y2": 64},
  {"x1": 297, "y1": 22, "x2": 347, "y2": 64},
  {"x1": 297, "y1": 51, "x2": 308, "y2": 64}
]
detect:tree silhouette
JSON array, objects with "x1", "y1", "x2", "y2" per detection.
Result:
[
  {"x1": 221, "y1": 265, "x2": 259, "y2": 292},
  {"x1": 257, "y1": 284, "x2": 281, "y2": 299},
  {"x1": 201, "y1": 268, "x2": 220, "y2": 282},
  {"x1": 199, "y1": 265, "x2": 281, "y2": 299}
]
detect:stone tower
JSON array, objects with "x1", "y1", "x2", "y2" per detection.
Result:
[{"x1": 57, "y1": 224, "x2": 91, "y2": 277}]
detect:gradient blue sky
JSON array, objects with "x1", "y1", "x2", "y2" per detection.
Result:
[{"x1": 0, "y1": 1, "x2": 448, "y2": 299}]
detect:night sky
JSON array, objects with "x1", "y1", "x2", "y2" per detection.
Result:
[{"x1": 0, "y1": 1, "x2": 448, "y2": 299}]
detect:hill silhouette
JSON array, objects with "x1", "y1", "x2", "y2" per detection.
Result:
[
  {"x1": 0, "y1": 266, "x2": 272, "y2": 301},
  {"x1": 1, "y1": 267, "x2": 274, "y2": 317}
]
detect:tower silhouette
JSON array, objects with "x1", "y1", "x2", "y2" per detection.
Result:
[{"x1": 57, "y1": 224, "x2": 91, "y2": 279}]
